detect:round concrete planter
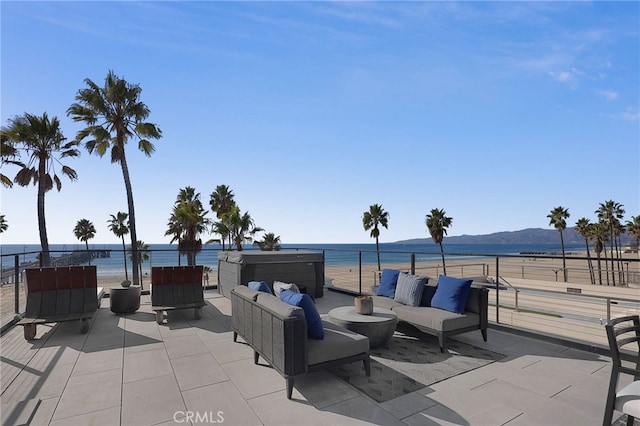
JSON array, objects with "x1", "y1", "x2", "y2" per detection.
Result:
[{"x1": 110, "y1": 287, "x2": 141, "y2": 314}]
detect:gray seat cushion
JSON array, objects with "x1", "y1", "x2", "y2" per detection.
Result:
[
  {"x1": 393, "y1": 305, "x2": 479, "y2": 332},
  {"x1": 307, "y1": 320, "x2": 369, "y2": 366},
  {"x1": 371, "y1": 295, "x2": 403, "y2": 310}
]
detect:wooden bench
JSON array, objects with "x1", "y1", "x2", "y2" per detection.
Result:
[
  {"x1": 151, "y1": 266, "x2": 205, "y2": 325},
  {"x1": 17, "y1": 266, "x2": 103, "y2": 340}
]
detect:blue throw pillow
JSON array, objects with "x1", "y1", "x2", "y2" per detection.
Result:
[
  {"x1": 248, "y1": 281, "x2": 273, "y2": 294},
  {"x1": 431, "y1": 275, "x2": 473, "y2": 314},
  {"x1": 279, "y1": 290, "x2": 324, "y2": 339},
  {"x1": 376, "y1": 269, "x2": 400, "y2": 298}
]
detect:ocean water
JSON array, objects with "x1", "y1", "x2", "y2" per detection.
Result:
[{"x1": 1, "y1": 242, "x2": 582, "y2": 277}]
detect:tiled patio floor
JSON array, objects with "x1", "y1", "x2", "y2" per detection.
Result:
[{"x1": 0, "y1": 289, "x2": 633, "y2": 425}]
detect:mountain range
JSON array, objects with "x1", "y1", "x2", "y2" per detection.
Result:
[{"x1": 395, "y1": 227, "x2": 634, "y2": 245}]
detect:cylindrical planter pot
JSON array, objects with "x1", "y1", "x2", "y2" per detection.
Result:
[
  {"x1": 110, "y1": 286, "x2": 141, "y2": 314},
  {"x1": 354, "y1": 296, "x2": 373, "y2": 315}
]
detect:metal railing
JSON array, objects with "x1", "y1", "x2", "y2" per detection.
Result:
[{"x1": 2, "y1": 246, "x2": 639, "y2": 345}]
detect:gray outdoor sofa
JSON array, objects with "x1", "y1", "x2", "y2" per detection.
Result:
[
  {"x1": 372, "y1": 281, "x2": 489, "y2": 352},
  {"x1": 230, "y1": 285, "x2": 371, "y2": 399}
]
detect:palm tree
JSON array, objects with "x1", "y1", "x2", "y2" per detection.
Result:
[
  {"x1": 225, "y1": 206, "x2": 263, "y2": 251},
  {"x1": 626, "y1": 215, "x2": 640, "y2": 258},
  {"x1": 73, "y1": 219, "x2": 96, "y2": 265},
  {"x1": 596, "y1": 200, "x2": 625, "y2": 286},
  {"x1": 547, "y1": 206, "x2": 570, "y2": 282},
  {"x1": 209, "y1": 185, "x2": 235, "y2": 250},
  {"x1": 0, "y1": 214, "x2": 8, "y2": 233},
  {"x1": 165, "y1": 187, "x2": 209, "y2": 266},
  {"x1": 592, "y1": 221, "x2": 608, "y2": 285},
  {"x1": 1, "y1": 133, "x2": 24, "y2": 188},
  {"x1": 426, "y1": 208, "x2": 453, "y2": 275},
  {"x1": 128, "y1": 240, "x2": 150, "y2": 290},
  {"x1": 3, "y1": 113, "x2": 79, "y2": 266},
  {"x1": 254, "y1": 232, "x2": 282, "y2": 251},
  {"x1": 574, "y1": 218, "x2": 595, "y2": 285},
  {"x1": 68, "y1": 70, "x2": 162, "y2": 285},
  {"x1": 362, "y1": 204, "x2": 389, "y2": 271},
  {"x1": 108, "y1": 212, "x2": 130, "y2": 282}
]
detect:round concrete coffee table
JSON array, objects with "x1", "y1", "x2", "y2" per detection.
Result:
[{"x1": 327, "y1": 306, "x2": 398, "y2": 348}]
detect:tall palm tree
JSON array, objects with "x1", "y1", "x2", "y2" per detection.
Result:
[
  {"x1": 128, "y1": 240, "x2": 150, "y2": 290},
  {"x1": 225, "y1": 206, "x2": 263, "y2": 251},
  {"x1": 73, "y1": 218, "x2": 96, "y2": 265},
  {"x1": 574, "y1": 218, "x2": 595, "y2": 285},
  {"x1": 596, "y1": 200, "x2": 625, "y2": 286},
  {"x1": 165, "y1": 187, "x2": 209, "y2": 266},
  {"x1": 592, "y1": 221, "x2": 608, "y2": 285},
  {"x1": 3, "y1": 113, "x2": 79, "y2": 266},
  {"x1": 426, "y1": 208, "x2": 453, "y2": 275},
  {"x1": 626, "y1": 215, "x2": 640, "y2": 258},
  {"x1": 108, "y1": 212, "x2": 130, "y2": 282},
  {"x1": 209, "y1": 185, "x2": 235, "y2": 250},
  {"x1": 0, "y1": 214, "x2": 8, "y2": 233},
  {"x1": 68, "y1": 70, "x2": 162, "y2": 285},
  {"x1": 254, "y1": 232, "x2": 282, "y2": 251},
  {"x1": 547, "y1": 206, "x2": 570, "y2": 282},
  {"x1": 1, "y1": 133, "x2": 24, "y2": 188},
  {"x1": 362, "y1": 204, "x2": 389, "y2": 271}
]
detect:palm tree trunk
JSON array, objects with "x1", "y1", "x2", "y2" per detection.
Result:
[
  {"x1": 37, "y1": 160, "x2": 51, "y2": 267},
  {"x1": 85, "y1": 240, "x2": 91, "y2": 265},
  {"x1": 585, "y1": 243, "x2": 594, "y2": 285},
  {"x1": 560, "y1": 230, "x2": 567, "y2": 282},
  {"x1": 375, "y1": 236, "x2": 381, "y2": 271},
  {"x1": 596, "y1": 252, "x2": 603, "y2": 285},
  {"x1": 439, "y1": 242, "x2": 447, "y2": 275},
  {"x1": 615, "y1": 235, "x2": 624, "y2": 285},
  {"x1": 121, "y1": 236, "x2": 129, "y2": 281},
  {"x1": 609, "y1": 229, "x2": 616, "y2": 286},
  {"x1": 604, "y1": 245, "x2": 610, "y2": 286},
  {"x1": 119, "y1": 151, "x2": 139, "y2": 285}
]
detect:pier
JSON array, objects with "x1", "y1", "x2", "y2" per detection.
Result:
[{"x1": 1, "y1": 250, "x2": 110, "y2": 284}]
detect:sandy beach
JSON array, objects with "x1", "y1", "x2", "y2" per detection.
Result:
[{"x1": 2, "y1": 251, "x2": 637, "y2": 328}]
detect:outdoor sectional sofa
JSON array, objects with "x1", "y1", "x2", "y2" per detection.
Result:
[
  {"x1": 230, "y1": 285, "x2": 370, "y2": 399},
  {"x1": 372, "y1": 271, "x2": 489, "y2": 352}
]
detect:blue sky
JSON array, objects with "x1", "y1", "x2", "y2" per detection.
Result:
[{"x1": 1, "y1": 1, "x2": 638, "y2": 245}]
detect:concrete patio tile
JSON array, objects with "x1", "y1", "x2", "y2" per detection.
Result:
[
  {"x1": 49, "y1": 405, "x2": 121, "y2": 426},
  {"x1": 550, "y1": 374, "x2": 610, "y2": 420},
  {"x1": 488, "y1": 358, "x2": 573, "y2": 398},
  {"x1": 473, "y1": 377, "x2": 596, "y2": 426},
  {"x1": 1, "y1": 396, "x2": 58, "y2": 426},
  {"x1": 171, "y1": 352, "x2": 228, "y2": 391},
  {"x1": 324, "y1": 395, "x2": 407, "y2": 425},
  {"x1": 379, "y1": 390, "x2": 438, "y2": 420},
  {"x1": 28, "y1": 342, "x2": 82, "y2": 367},
  {"x1": 466, "y1": 403, "x2": 523, "y2": 425},
  {"x1": 402, "y1": 403, "x2": 470, "y2": 426},
  {"x1": 248, "y1": 388, "x2": 342, "y2": 425},
  {"x1": 206, "y1": 336, "x2": 254, "y2": 364},
  {"x1": 221, "y1": 357, "x2": 286, "y2": 399},
  {"x1": 157, "y1": 318, "x2": 198, "y2": 338},
  {"x1": 162, "y1": 333, "x2": 209, "y2": 359},
  {"x1": 71, "y1": 346, "x2": 123, "y2": 377},
  {"x1": 121, "y1": 374, "x2": 186, "y2": 426},
  {"x1": 52, "y1": 368, "x2": 121, "y2": 421},
  {"x1": 82, "y1": 323, "x2": 125, "y2": 351},
  {"x1": 123, "y1": 348, "x2": 173, "y2": 384},
  {"x1": 182, "y1": 381, "x2": 262, "y2": 425},
  {"x1": 1, "y1": 362, "x2": 74, "y2": 405},
  {"x1": 292, "y1": 371, "x2": 360, "y2": 409}
]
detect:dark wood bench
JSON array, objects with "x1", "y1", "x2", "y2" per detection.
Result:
[
  {"x1": 17, "y1": 266, "x2": 104, "y2": 340},
  {"x1": 151, "y1": 266, "x2": 205, "y2": 324}
]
